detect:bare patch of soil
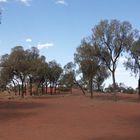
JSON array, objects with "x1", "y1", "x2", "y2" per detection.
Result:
[{"x1": 0, "y1": 90, "x2": 140, "y2": 140}]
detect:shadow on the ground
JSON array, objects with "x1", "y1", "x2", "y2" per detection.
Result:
[
  {"x1": 91, "y1": 93, "x2": 139, "y2": 103},
  {"x1": 32, "y1": 95, "x2": 67, "y2": 100},
  {"x1": 88, "y1": 135, "x2": 140, "y2": 140},
  {"x1": 0, "y1": 111, "x2": 36, "y2": 122},
  {"x1": 0, "y1": 100, "x2": 47, "y2": 122},
  {"x1": 0, "y1": 100, "x2": 47, "y2": 110}
]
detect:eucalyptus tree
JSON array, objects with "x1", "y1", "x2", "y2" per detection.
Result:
[
  {"x1": 62, "y1": 62, "x2": 76, "y2": 93},
  {"x1": 35, "y1": 57, "x2": 48, "y2": 95},
  {"x1": 0, "y1": 47, "x2": 26, "y2": 96},
  {"x1": 124, "y1": 38, "x2": 140, "y2": 98},
  {"x1": 0, "y1": 46, "x2": 46, "y2": 97},
  {"x1": 64, "y1": 62, "x2": 75, "y2": 82},
  {"x1": 62, "y1": 62, "x2": 86, "y2": 95},
  {"x1": 48, "y1": 61, "x2": 63, "y2": 94},
  {"x1": 74, "y1": 39, "x2": 102, "y2": 98},
  {"x1": 93, "y1": 65, "x2": 110, "y2": 91},
  {"x1": 7, "y1": 46, "x2": 30, "y2": 97},
  {"x1": 26, "y1": 47, "x2": 47, "y2": 95},
  {"x1": 1, "y1": 65, "x2": 20, "y2": 95},
  {"x1": 0, "y1": 54, "x2": 13, "y2": 91},
  {"x1": 92, "y1": 20, "x2": 138, "y2": 92}
]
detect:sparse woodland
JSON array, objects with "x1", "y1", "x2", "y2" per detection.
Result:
[{"x1": 0, "y1": 20, "x2": 140, "y2": 99}]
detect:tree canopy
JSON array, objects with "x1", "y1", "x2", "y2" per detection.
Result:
[
  {"x1": 92, "y1": 20, "x2": 138, "y2": 91},
  {"x1": 0, "y1": 46, "x2": 62, "y2": 97}
]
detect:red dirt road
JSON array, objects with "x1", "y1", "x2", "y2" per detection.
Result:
[{"x1": 0, "y1": 92, "x2": 140, "y2": 140}]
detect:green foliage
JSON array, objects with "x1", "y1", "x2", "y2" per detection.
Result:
[
  {"x1": 74, "y1": 39, "x2": 108, "y2": 97},
  {"x1": 92, "y1": 20, "x2": 138, "y2": 91},
  {"x1": 74, "y1": 19, "x2": 138, "y2": 95},
  {"x1": 59, "y1": 62, "x2": 75, "y2": 91},
  {"x1": 105, "y1": 83, "x2": 136, "y2": 94},
  {"x1": 124, "y1": 38, "x2": 140, "y2": 76},
  {"x1": 124, "y1": 38, "x2": 140, "y2": 97},
  {"x1": 93, "y1": 65, "x2": 110, "y2": 91},
  {"x1": 0, "y1": 46, "x2": 62, "y2": 96}
]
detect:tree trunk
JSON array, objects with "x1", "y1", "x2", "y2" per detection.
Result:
[
  {"x1": 54, "y1": 83, "x2": 57, "y2": 94},
  {"x1": 70, "y1": 85, "x2": 73, "y2": 94},
  {"x1": 138, "y1": 78, "x2": 140, "y2": 100},
  {"x1": 37, "y1": 80, "x2": 42, "y2": 95},
  {"x1": 112, "y1": 70, "x2": 117, "y2": 101},
  {"x1": 18, "y1": 84, "x2": 21, "y2": 96},
  {"x1": 50, "y1": 83, "x2": 53, "y2": 95},
  {"x1": 45, "y1": 80, "x2": 48, "y2": 94},
  {"x1": 89, "y1": 78, "x2": 93, "y2": 98},
  {"x1": 41, "y1": 82, "x2": 44, "y2": 95},
  {"x1": 24, "y1": 83, "x2": 27, "y2": 96},
  {"x1": 45, "y1": 84, "x2": 48, "y2": 94},
  {"x1": 29, "y1": 77, "x2": 32, "y2": 96},
  {"x1": 13, "y1": 78, "x2": 20, "y2": 96},
  {"x1": 12, "y1": 80, "x2": 17, "y2": 95},
  {"x1": 74, "y1": 79, "x2": 86, "y2": 95},
  {"x1": 21, "y1": 80, "x2": 24, "y2": 98},
  {"x1": 97, "y1": 83, "x2": 100, "y2": 92}
]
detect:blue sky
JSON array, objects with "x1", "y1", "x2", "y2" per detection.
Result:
[{"x1": 0, "y1": 0, "x2": 140, "y2": 88}]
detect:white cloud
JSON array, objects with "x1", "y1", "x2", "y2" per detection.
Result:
[
  {"x1": 19, "y1": 0, "x2": 31, "y2": 6},
  {"x1": 37, "y1": 43, "x2": 54, "y2": 50},
  {"x1": 0, "y1": 0, "x2": 32, "y2": 6},
  {"x1": 0, "y1": 0, "x2": 7, "y2": 2},
  {"x1": 56, "y1": 0, "x2": 68, "y2": 6},
  {"x1": 26, "y1": 38, "x2": 32, "y2": 42}
]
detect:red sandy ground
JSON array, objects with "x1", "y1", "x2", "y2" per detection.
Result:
[{"x1": 0, "y1": 89, "x2": 140, "y2": 140}]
